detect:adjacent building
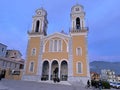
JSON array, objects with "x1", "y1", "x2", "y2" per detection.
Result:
[
  {"x1": 6, "y1": 50, "x2": 22, "y2": 59},
  {"x1": 116, "y1": 75, "x2": 120, "y2": 82},
  {"x1": 0, "y1": 43, "x2": 24, "y2": 79},
  {"x1": 22, "y1": 4, "x2": 90, "y2": 84},
  {"x1": 90, "y1": 72, "x2": 100, "y2": 81},
  {"x1": 101, "y1": 69, "x2": 116, "y2": 82},
  {"x1": 0, "y1": 43, "x2": 7, "y2": 57}
]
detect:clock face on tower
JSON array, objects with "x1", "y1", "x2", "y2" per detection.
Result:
[{"x1": 37, "y1": 11, "x2": 41, "y2": 15}]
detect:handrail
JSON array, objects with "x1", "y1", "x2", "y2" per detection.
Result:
[{"x1": 69, "y1": 27, "x2": 89, "y2": 33}]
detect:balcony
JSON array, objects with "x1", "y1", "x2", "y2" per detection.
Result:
[
  {"x1": 27, "y1": 30, "x2": 44, "y2": 35},
  {"x1": 70, "y1": 27, "x2": 89, "y2": 33}
]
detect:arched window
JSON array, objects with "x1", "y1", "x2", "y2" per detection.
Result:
[
  {"x1": 49, "y1": 40, "x2": 53, "y2": 52},
  {"x1": 77, "y1": 62, "x2": 82, "y2": 74},
  {"x1": 49, "y1": 39, "x2": 62, "y2": 52},
  {"x1": 76, "y1": 17, "x2": 80, "y2": 29},
  {"x1": 54, "y1": 40, "x2": 57, "y2": 52},
  {"x1": 29, "y1": 62, "x2": 34, "y2": 72},
  {"x1": 76, "y1": 47, "x2": 82, "y2": 56},
  {"x1": 35, "y1": 20, "x2": 40, "y2": 32},
  {"x1": 31, "y1": 48, "x2": 36, "y2": 56}
]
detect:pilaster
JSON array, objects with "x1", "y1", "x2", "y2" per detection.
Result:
[
  {"x1": 37, "y1": 36, "x2": 44, "y2": 78},
  {"x1": 68, "y1": 37, "x2": 73, "y2": 79}
]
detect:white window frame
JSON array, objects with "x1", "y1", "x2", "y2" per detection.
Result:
[
  {"x1": 76, "y1": 47, "x2": 82, "y2": 56},
  {"x1": 9, "y1": 62, "x2": 12, "y2": 68},
  {"x1": 6, "y1": 62, "x2": 9, "y2": 68},
  {"x1": 49, "y1": 40, "x2": 54, "y2": 52},
  {"x1": 54, "y1": 39, "x2": 58, "y2": 52},
  {"x1": 12, "y1": 63, "x2": 15, "y2": 69},
  {"x1": 16, "y1": 64, "x2": 20, "y2": 69},
  {"x1": 76, "y1": 61, "x2": 83, "y2": 74},
  {"x1": 49, "y1": 39, "x2": 62, "y2": 52},
  {"x1": 3, "y1": 61, "x2": 7, "y2": 67},
  {"x1": 29, "y1": 61, "x2": 35, "y2": 73},
  {"x1": 58, "y1": 39, "x2": 62, "y2": 52},
  {"x1": 2, "y1": 61, "x2": 5, "y2": 67},
  {"x1": 2, "y1": 48, "x2": 4, "y2": 52},
  {"x1": 31, "y1": 48, "x2": 36, "y2": 56}
]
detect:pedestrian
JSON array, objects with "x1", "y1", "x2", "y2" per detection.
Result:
[
  {"x1": 87, "y1": 80, "x2": 90, "y2": 88},
  {"x1": 98, "y1": 80, "x2": 102, "y2": 90},
  {"x1": 0, "y1": 74, "x2": 2, "y2": 81}
]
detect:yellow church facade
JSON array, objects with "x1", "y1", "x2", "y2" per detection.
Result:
[{"x1": 22, "y1": 4, "x2": 90, "y2": 84}]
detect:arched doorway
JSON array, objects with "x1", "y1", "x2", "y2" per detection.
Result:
[
  {"x1": 60, "y1": 61, "x2": 68, "y2": 81},
  {"x1": 51, "y1": 60, "x2": 59, "y2": 80},
  {"x1": 1, "y1": 69, "x2": 6, "y2": 78},
  {"x1": 41, "y1": 61, "x2": 49, "y2": 81}
]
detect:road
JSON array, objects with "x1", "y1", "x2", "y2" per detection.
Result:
[{"x1": 0, "y1": 79, "x2": 118, "y2": 90}]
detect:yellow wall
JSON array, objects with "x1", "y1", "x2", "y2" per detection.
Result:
[
  {"x1": 72, "y1": 35, "x2": 87, "y2": 76},
  {"x1": 43, "y1": 37, "x2": 68, "y2": 61},
  {"x1": 25, "y1": 34, "x2": 88, "y2": 77},
  {"x1": 5, "y1": 69, "x2": 23, "y2": 80},
  {"x1": 25, "y1": 37, "x2": 41, "y2": 75},
  {"x1": 43, "y1": 52, "x2": 68, "y2": 61}
]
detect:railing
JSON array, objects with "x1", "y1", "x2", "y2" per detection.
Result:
[
  {"x1": 61, "y1": 75, "x2": 68, "y2": 81},
  {"x1": 51, "y1": 74, "x2": 58, "y2": 80},
  {"x1": 69, "y1": 27, "x2": 89, "y2": 33},
  {"x1": 41, "y1": 75, "x2": 49, "y2": 81},
  {"x1": 27, "y1": 30, "x2": 44, "y2": 35}
]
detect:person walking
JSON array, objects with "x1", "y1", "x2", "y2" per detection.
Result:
[
  {"x1": 0, "y1": 71, "x2": 2, "y2": 81},
  {"x1": 87, "y1": 80, "x2": 90, "y2": 88},
  {"x1": 98, "y1": 80, "x2": 102, "y2": 90}
]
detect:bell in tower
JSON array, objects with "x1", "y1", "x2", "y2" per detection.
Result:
[
  {"x1": 28, "y1": 8, "x2": 48, "y2": 36},
  {"x1": 76, "y1": 17, "x2": 80, "y2": 29}
]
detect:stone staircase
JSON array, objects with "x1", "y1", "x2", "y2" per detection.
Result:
[{"x1": 38, "y1": 80, "x2": 71, "y2": 85}]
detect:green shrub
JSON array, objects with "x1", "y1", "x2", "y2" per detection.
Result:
[
  {"x1": 102, "y1": 81, "x2": 110, "y2": 89},
  {"x1": 91, "y1": 80, "x2": 111, "y2": 89}
]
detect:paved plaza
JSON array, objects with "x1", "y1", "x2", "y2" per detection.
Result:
[{"x1": 0, "y1": 79, "x2": 117, "y2": 90}]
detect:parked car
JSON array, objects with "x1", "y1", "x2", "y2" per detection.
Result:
[
  {"x1": 109, "y1": 82, "x2": 117, "y2": 88},
  {"x1": 109, "y1": 82, "x2": 114, "y2": 87},
  {"x1": 116, "y1": 83, "x2": 120, "y2": 89}
]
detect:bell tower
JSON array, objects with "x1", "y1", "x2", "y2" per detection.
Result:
[
  {"x1": 24, "y1": 8, "x2": 48, "y2": 78},
  {"x1": 69, "y1": 4, "x2": 90, "y2": 83},
  {"x1": 30, "y1": 8, "x2": 48, "y2": 36}
]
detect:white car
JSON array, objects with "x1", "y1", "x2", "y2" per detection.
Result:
[
  {"x1": 109, "y1": 82, "x2": 113, "y2": 86},
  {"x1": 116, "y1": 83, "x2": 120, "y2": 89},
  {"x1": 110, "y1": 82, "x2": 117, "y2": 88}
]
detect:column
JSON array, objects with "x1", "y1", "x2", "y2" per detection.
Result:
[
  {"x1": 58, "y1": 63, "x2": 61, "y2": 79},
  {"x1": 68, "y1": 38, "x2": 73, "y2": 81},
  {"x1": 49, "y1": 62, "x2": 51, "y2": 80}
]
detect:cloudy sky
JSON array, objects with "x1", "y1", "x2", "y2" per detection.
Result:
[{"x1": 0, "y1": 0, "x2": 120, "y2": 62}]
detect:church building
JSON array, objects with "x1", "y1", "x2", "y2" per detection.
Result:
[{"x1": 22, "y1": 4, "x2": 90, "y2": 84}]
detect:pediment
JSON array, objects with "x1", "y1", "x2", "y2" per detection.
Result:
[{"x1": 44, "y1": 32, "x2": 70, "y2": 40}]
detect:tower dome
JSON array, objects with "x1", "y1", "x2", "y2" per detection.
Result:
[
  {"x1": 35, "y1": 8, "x2": 47, "y2": 16},
  {"x1": 71, "y1": 4, "x2": 84, "y2": 14}
]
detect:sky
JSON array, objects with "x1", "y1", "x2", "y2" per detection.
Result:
[{"x1": 0, "y1": 0, "x2": 120, "y2": 62}]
